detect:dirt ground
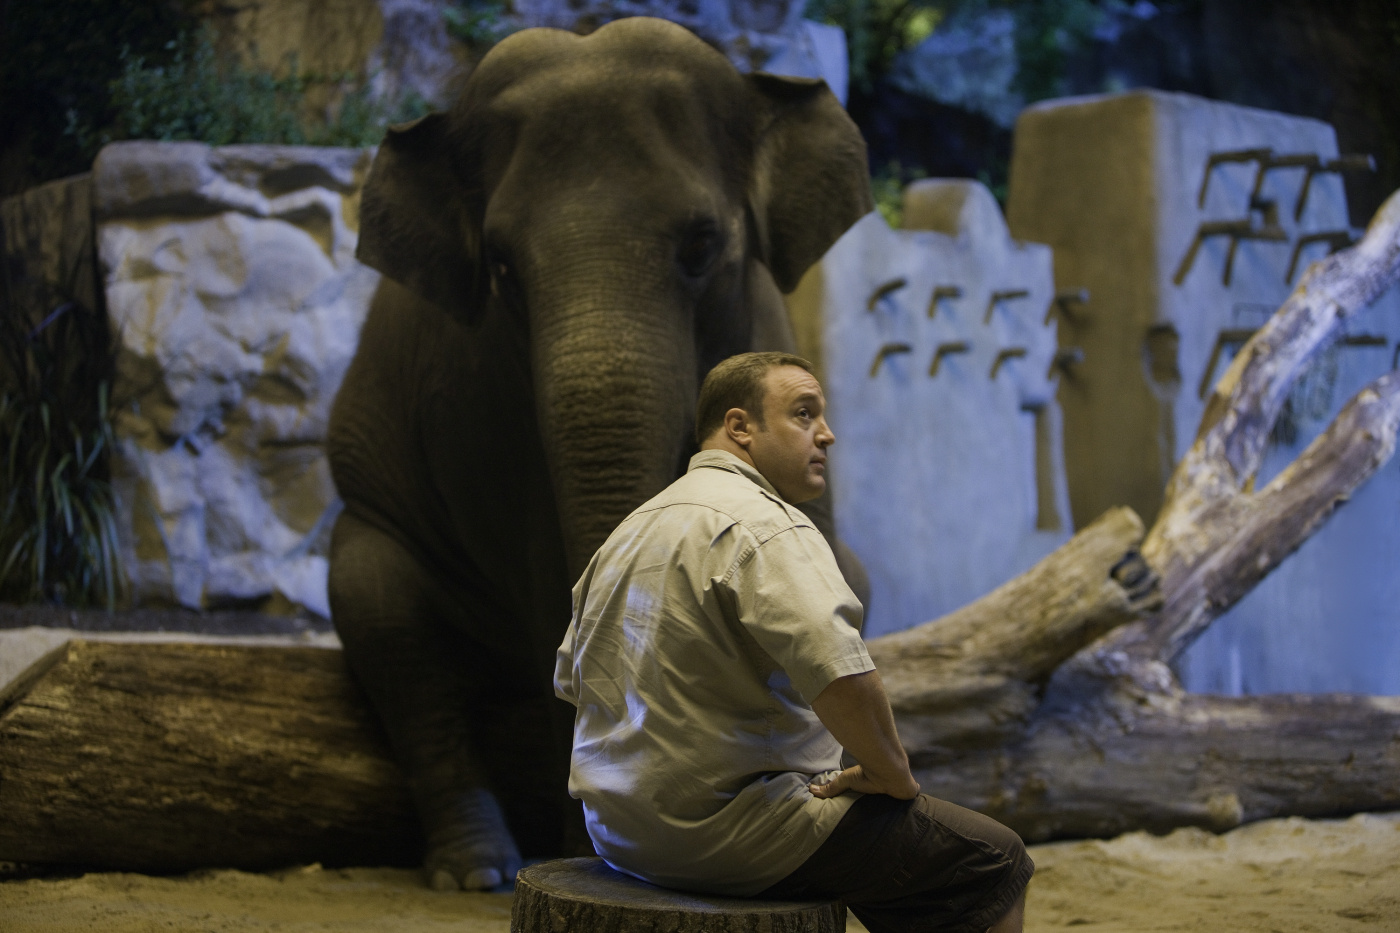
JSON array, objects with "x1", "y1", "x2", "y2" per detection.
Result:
[{"x1": 2, "y1": 812, "x2": 1397, "y2": 932}]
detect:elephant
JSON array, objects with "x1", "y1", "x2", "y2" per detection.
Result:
[{"x1": 326, "y1": 16, "x2": 874, "y2": 891}]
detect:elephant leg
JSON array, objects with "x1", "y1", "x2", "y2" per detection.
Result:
[
  {"x1": 329, "y1": 510, "x2": 522, "y2": 891},
  {"x1": 798, "y1": 492, "x2": 872, "y2": 617}
]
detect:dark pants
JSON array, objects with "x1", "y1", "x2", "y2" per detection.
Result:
[{"x1": 759, "y1": 794, "x2": 1034, "y2": 933}]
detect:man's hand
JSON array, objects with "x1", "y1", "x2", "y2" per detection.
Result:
[
  {"x1": 809, "y1": 763, "x2": 917, "y2": 799},
  {"x1": 808, "y1": 670, "x2": 920, "y2": 800}
]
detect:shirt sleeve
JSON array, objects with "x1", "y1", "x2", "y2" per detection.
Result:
[
  {"x1": 554, "y1": 589, "x2": 581, "y2": 707},
  {"x1": 728, "y1": 523, "x2": 873, "y2": 704}
]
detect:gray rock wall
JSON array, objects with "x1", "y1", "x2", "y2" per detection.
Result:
[
  {"x1": 1006, "y1": 89, "x2": 1400, "y2": 694},
  {"x1": 208, "y1": 0, "x2": 463, "y2": 111},
  {"x1": 94, "y1": 142, "x2": 379, "y2": 617},
  {"x1": 786, "y1": 182, "x2": 1070, "y2": 638}
]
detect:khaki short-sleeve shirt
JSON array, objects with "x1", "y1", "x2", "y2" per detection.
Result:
[{"x1": 554, "y1": 449, "x2": 874, "y2": 895}]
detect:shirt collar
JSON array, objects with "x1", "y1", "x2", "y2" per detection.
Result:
[{"x1": 688, "y1": 449, "x2": 784, "y2": 501}]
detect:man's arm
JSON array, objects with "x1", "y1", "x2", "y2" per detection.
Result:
[{"x1": 808, "y1": 669, "x2": 919, "y2": 800}]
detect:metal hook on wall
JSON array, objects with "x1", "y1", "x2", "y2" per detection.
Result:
[
  {"x1": 867, "y1": 278, "x2": 909, "y2": 311},
  {"x1": 869, "y1": 342, "x2": 913, "y2": 376},
  {"x1": 1044, "y1": 288, "x2": 1089, "y2": 325},
  {"x1": 984, "y1": 289, "x2": 1030, "y2": 324},
  {"x1": 1285, "y1": 230, "x2": 1355, "y2": 283},
  {"x1": 1339, "y1": 334, "x2": 1387, "y2": 350},
  {"x1": 927, "y1": 285, "x2": 962, "y2": 318},
  {"x1": 928, "y1": 341, "x2": 970, "y2": 377},
  {"x1": 1248, "y1": 152, "x2": 1319, "y2": 205},
  {"x1": 1173, "y1": 217, "x2": 1287, "y2": 287},
  {"x1": 1197, "y1": 147, "x2": 1273, "y2": 207},
  {"x1": 1295, "y1": 154, "x2": 1376, "y2": 220},
  {"x1": 1047, "y1": 347, "x2": 1084, "y2": 379},
  {"x1": 990, "y1": 347, "x2": 1028, "y2": 379}
]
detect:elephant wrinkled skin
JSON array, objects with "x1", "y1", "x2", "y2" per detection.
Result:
[{"x1": 327, "y1": 17, "x2": 873, "y2": 891}]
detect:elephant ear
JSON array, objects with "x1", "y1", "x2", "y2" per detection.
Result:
[
  {"x1": 357, "y1": 113, "x2": 485, "y2": 322},
  {"x1": 746, "y1": 73, "x2": 874, "y2": 293}
]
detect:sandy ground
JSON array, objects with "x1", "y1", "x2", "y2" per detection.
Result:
[{"x1": 2, "y1": 812, "x2": 1396, "y2": 932}]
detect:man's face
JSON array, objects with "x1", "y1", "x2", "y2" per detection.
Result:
[{"x1": 748, "y1": 365, "x2": 835, "y2": 505}]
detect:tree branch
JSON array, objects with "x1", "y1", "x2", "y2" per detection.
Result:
[
  {"x1": 1098, "y1": 188, "x2": 1400, "y2": 664},
  {"x1": 1101, "y1": 370, "x2": 1400, "y2": 663},
  {"x1": 871, "y1": 507, "x2": 1157, "y2": 751}
]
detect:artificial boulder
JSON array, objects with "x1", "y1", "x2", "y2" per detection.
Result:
[{"x1": 95, "y1": 141, "x2": 379, "y2": 616}]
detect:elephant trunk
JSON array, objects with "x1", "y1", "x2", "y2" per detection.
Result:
[{"x1": 530, "y1": 278, "x2": 699, "y2": 580}]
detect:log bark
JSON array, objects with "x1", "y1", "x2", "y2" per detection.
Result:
[
  {"x1": 912, "y1": 687, "x2": 1400, "y2": 842},
  {"x1": 0, "y1": 639, "x2": 419, "y2": 872},
  {"x1": 875, "y1": 188, "x2": 1400, "y2": 839},
  {"x1": 511, "y1": 858, "x2": 844, "y2": 933},
  {"x1": 869, "y1": 506, "x2": 1158, "y2": 753}
]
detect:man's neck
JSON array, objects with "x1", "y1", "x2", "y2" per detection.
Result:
[{"x1": 700, "y1": 436, "x2": 756, "y2": 470}]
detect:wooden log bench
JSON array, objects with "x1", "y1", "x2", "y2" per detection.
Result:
[{"x1": 512, "y1": 857, "x2": 845, "y2": 933}]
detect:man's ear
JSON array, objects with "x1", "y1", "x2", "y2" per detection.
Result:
[
  {"x1": 357, "y1": 113, "x2": 486, "y2": 323},
  {"x1": 724, "y1": 406, "x2": 756, "y2": 448},
  {"x1": 746, "y1": 73, "x2": 875, "y2": 293}
]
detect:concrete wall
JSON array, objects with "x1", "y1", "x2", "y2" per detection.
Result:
[
  {"x1": 786, "y1": 181, "x2": 1070, "y2": 638},
  {"x1": 1006, "y1": 89, "x2": 1400, "y2": 694}
]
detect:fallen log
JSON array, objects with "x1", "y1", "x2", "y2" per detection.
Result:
[
  {"x1": 0, "y1": 639, "x2": 418, "y2": 872},
  {"x1": 875, "y1": 187, "x2": 1400, "y2": 840}
]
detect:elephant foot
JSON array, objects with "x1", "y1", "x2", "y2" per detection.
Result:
[
  {"x1": 429, "y1": 866, "x2": 502, "y2": 891},
  {"x1": 421, "y1": 787, "x2": 523, "y2": 892}
]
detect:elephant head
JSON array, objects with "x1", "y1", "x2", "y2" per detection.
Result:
[{"x1": 355, "y1": 16, "x2": 872, "y2": 578}]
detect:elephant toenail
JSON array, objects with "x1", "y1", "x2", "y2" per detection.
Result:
[
  {"x1": 464, "y1": 867, "x2": 504, "y2": 889},
  {"x1": 430, "y1": 869, "x2": 460, "y2": 891}
]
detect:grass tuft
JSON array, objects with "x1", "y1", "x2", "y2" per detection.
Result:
[{"x1": 0, "y1": 223, "x2": 123, "y2": 609}]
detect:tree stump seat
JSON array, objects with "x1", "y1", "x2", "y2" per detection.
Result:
[{"x1": 511, "y1": 857, "x2": 845, "y2": 933}]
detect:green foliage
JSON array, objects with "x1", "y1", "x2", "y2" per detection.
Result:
[
  {"x1": 871, "y1": 161, "x2": 927, "y2": 227},
  {"x1": 94, "y1": 31, "x2": 304, "y2": 149},
  {"x1": 321, "y1": 84, "x2": 433, "y2": 149},
  {"x1": 0, "y1": 244, "x2": 122, "y2": 609},
  {"x1": 444, "y1": 0, "x2": 520, "y2": 48},
  {"x1": 804, "y1": 0, "x2": 1116, "y2": 101},
  {"x1": 67, "y1": 29, "x2": 432, "y2": 154},
  {"x1": 976, "y1": 152, "x2": 1010, "y2": 206},
  {"x1": 1008, "y1": 0, "x2": 1107, "y2": 103},
  {"x1": 806, "y1": 0, "x2": 947, "y2": 93}
]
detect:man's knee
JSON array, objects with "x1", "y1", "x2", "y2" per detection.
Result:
[{"x1": 921, "y1": 795, "x2": 1029, "y2": 869}]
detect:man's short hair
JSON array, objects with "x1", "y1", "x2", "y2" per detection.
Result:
[{"x1": 695, "y1": 351, "x2": 815, "y2": 444}]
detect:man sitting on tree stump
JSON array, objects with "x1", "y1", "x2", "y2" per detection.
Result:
[{"x1": 554, "y1": 352, "x2": 1034, "y2": 933}]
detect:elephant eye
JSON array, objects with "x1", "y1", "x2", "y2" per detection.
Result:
[
  {"x1": 485, "y1": 255, "x2": 528, "y2": 325},
  {"x1": 488, "y1": 256, "x2": 520, "y2": 304},
  {"x1": 489, "y1": 259, "x2": 510, "y2": 293},
  {"x1": 677, "y1": 224, "x2": 722, "y2": 278}
]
